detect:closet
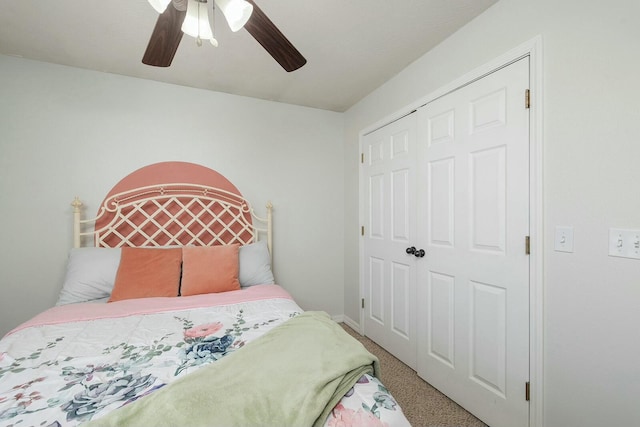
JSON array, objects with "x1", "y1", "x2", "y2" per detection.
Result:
[{"x1": 361, "y1": 57, "x2": 531, "y2": 427}]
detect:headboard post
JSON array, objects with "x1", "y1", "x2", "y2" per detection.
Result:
[
  {"x1": 266, "y1": 201, "x2": 273, "y2": 259},
  {"x1": 71, "y1": 197, "x2": 83, "y2": 248}
]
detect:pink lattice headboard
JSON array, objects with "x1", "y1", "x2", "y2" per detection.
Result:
[{"x1": 71, "y1": 162, "x2": 272, "y2": 252}]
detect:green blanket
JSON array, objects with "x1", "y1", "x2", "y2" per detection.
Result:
[{"x1": 87, "y1": 311, "x2": 379, "y2": 427}]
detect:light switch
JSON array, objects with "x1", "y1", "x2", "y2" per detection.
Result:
[
  {"x1": 609, "y1": 228, "x2": 640, "y2": 260},
  {"x1": 554, "y1": 226, "x2": 574, "y2": 253}
]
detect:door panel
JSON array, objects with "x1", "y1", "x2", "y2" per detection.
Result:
[
  {"x1": 369, "y1": 257, "x2": 385, "y2": 324},
  {"x1": 391, "y1": 261, "x2": 411, "y2": 338},
  {"x1": 369, "y1": 174, "x2": 384, "y2": 238},
  {"x1": 392, "y1": 169, "x2": 410, "y2": 240},
  {"x1": 427, "y1": 271, "x2": 455, "y2": 368},
  {"x1": 362, "y1": 114, "x2": 418, "y2": 369},
  {"x1": 469, "y1": 280, "x2": 507, "y2": 396},
  {"x1": 470, "y1": 145, "x2": 506, "y2": 253},
  {"x1": 416, "y1": 57, "x2": 530, "y2": 427},
  {"x1": 428, "y1": 158, "x2": 455, "y2": 247}
]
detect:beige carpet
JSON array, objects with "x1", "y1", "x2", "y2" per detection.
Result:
[{"x1": 341, "y1": 324, "x2": 487, "y2": 427}]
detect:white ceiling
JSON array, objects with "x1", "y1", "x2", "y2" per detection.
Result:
[{"x1": 0, "y1": 0, "x2": 497, "y2": 112}]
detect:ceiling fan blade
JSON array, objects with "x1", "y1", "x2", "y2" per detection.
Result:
[
  {"x1": 243, "y1": 0, "x2": 306, "y2": 72},
  {"x1": 142, "y1": 3, "x2": 186, "y2": 67}
]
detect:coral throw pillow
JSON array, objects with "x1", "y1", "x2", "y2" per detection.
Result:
[
  {"x1": 109, "y1": 247, "x2": 182, "y2": 302},
  {"x1": 181, "y1": 245, "x2": 241, "y2": 296}
]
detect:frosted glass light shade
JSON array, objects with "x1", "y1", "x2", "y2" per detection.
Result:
[
  {"x1": 182, "y1": 0, "x2": 218, "y2": 46},
  {"x1": 215, "y1": 0, "x2": 253, "y2": 32},
  {"x1": 148, "y1": 0, "x2": 172, "y2": 13}
]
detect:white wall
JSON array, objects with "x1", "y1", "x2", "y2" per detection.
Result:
[
  {"x1": 3, "y1": 0, "x2": 640, "y2": 423},
  {"x1": 0, "y1": 54, "x2": 345, "y2": 336},
  {"x1": 344, "y1": 0, "x2": 640, "y2": 426}
]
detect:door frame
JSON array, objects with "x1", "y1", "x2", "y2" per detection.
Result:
[{"x1": 358, "y1": 35, "x2": 544, "y2": 427}]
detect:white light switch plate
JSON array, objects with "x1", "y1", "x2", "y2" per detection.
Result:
[
  {"x1": 554, "y1": 226, "x2": 574, "y2": 252},
  {"x1": 609, "y1": 228, "x2": 640, "y2": 259}
]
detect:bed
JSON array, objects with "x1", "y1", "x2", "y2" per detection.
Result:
[{"x1": 0, "y1": 162, "x2": 410, "y2": 427}]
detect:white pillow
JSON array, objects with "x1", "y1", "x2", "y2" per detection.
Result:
[
  {"x1": 238, "y1": 241, "x2": 275, "y2": 287},
  {"x1": 56, "y1": 247, "x2": 122, "y2": 305}
]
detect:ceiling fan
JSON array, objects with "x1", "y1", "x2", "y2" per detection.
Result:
[{"x1": 142, "y1": 0, "x2": 306, "y2": 72}]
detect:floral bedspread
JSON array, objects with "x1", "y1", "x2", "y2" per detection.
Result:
[{"x1": 0, "y1": 287, "x2": 409, "y2": 427}]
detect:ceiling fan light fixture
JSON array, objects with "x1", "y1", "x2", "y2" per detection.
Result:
[
  {"x1": 182, "y1": 0, "x2": 218, "y2": 46},
  {"x1": 215, "y1": 0, "x2": 253, "y2": 32},
  {"x1": 148, "y1": 0, "x2": 172, "y2": 13}
]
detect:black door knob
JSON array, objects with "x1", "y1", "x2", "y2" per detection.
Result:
[
  {"x1": 406, "y1": 246, "x2": 416, "y2": 255},
  {"x1": 414, "y1": 249, "x2": 425, "y2": 258}
]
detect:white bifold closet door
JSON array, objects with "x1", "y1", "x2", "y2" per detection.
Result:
[
  {"x1": 416, "y1": 57, "x2": 530, "y2": 427},
  {"x1": 362, "y1": 113, "x2": 418, "y2": 370},
  {"x1": 361, "y1": 57, "x2": 531, "y2": 427}
]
